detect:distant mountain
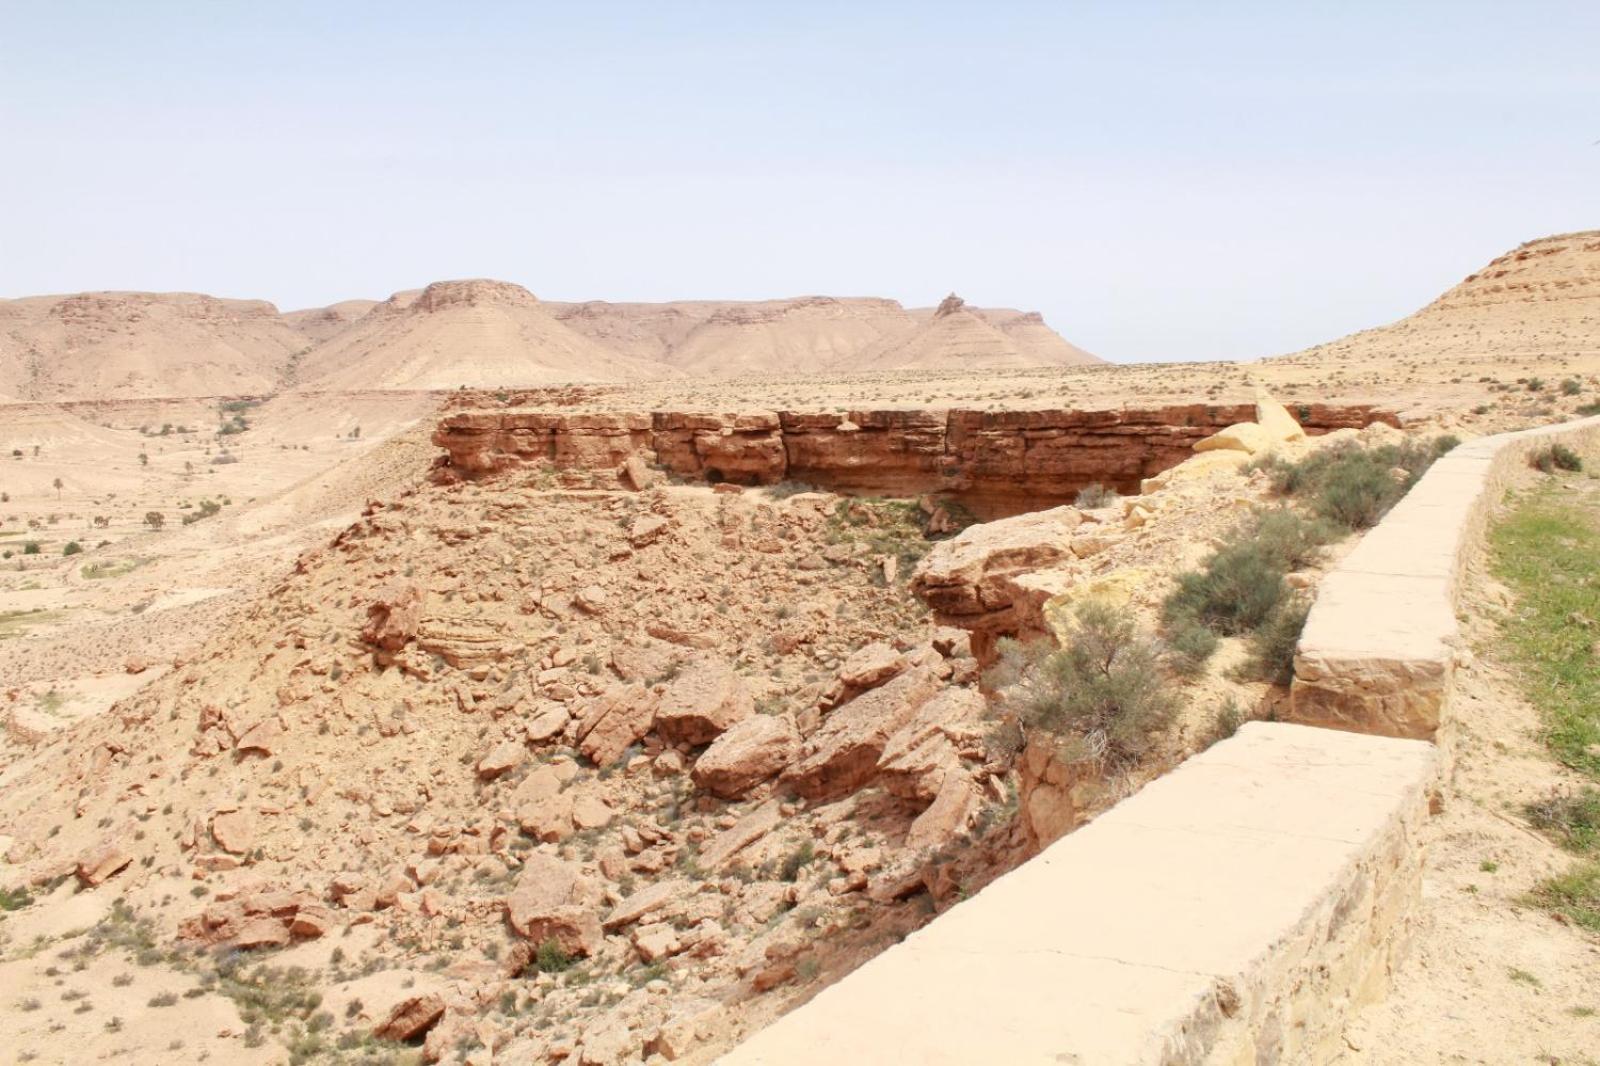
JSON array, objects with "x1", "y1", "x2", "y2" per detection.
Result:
[
  {"x1": 549, "y1": 292, "x2": 1099, "y2": 376},
  {"x1": 0, "y1": 280, "x2": 1101, "y2": 399},
  {"x1": 0, "y1": 291, "x2": 306, "y2": 400},
  {"x1": 294, "y1": 280, "x2": 672, "y2": 391},
  {"x1": 282, "y1": 299, "x2": 380, "y2": 346},
  {"x1": 1277, "y1": 230, "x2": 1600, "y2": 363}
]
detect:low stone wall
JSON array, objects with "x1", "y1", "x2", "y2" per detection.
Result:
[
  {"x1": 719, "y1": 723, "x2": 1436, "y2": 1065},
  {"x1": 1289, "y1": 414, "x2": 1600, "y2": 739}
]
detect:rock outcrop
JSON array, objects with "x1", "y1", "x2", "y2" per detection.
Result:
[{"x1": 434, "y1": 402, "x2": 1399, "y2": 516}]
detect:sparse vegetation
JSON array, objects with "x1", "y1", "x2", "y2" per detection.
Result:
[
  {"x1": 1490, "y1": 478, "x2": 1600, "y2": 776},
  {"x1": 1253, "y1": 435, "x2": 1455, "y2": 531},
  {"x1": 1529, "y1": 442, "x2": 1583, "y2": 474},
  {"x1": 987, "y1": 600, "x2": 1177, "y2": 768}
]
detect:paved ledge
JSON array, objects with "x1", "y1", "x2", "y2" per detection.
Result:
[
  {"x1": 1290, "y1": 415, "x2": 1600, "y2": 739},
  {"x1": 719, "y1": 723, "x2": 1436, "y2": 1066}
]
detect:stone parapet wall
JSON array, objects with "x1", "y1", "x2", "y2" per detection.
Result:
[
  {"x1": 1289, "y1": 414, "x2": 1600, "y2": 739},
  {"x1": 719, "y1": 724, "x2": 1436, "y2": 1065}
]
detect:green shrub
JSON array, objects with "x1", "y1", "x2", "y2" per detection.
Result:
[
  {"x1": 1530, "y1": 443, "x2": 1583, "y2": 474},
  {"x1": 1198, "y1": 698, "x2": 1245, "y2": 750},
  {"x1": 1577, "y1": 401, "x2": 1600, "y2": 417},
  {"x1": 62, "y1": 541, "x2": 82, "y2": 556},
  {"x1": 1074, "y1": 483, "x2": 1119, "y2": 509},
  {"x1": 1561, "y1": 378, "x2": 1583, "y2": 397},
  {"x1": 1240, "y1": 597, "x2": 1311, "y2": 685},
  {"x1": 986, "y1": 601, "x2": 1176, "y2": 768},
  {"x1": 1164, "y1": 615, "x2": 1219, "y2": 677},
  {"x1": 1164, "y1": 539, "x2": 1286, "y2": 635},
  {"x1": 533, "y1": 938, "x2": 573, "y2": 974},
  {"x1": 22, "y1": 541, "x2": 39, "y2": 555},
  {"x1": 1314, "y1": 455, "x2": 1399, "y2": 529},
  {"x1": 1249, "y1": 507, "x2": 1337, "y2": 570},
  {"x1": 1259, "y1": 437, "x2": 1451, "y2": 531}
]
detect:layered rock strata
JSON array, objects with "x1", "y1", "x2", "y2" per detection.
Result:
[{"x1": 434, "y1": 403, "x2": 1399, "y2": 516}]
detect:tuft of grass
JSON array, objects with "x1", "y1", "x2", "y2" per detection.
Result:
[
  {"x1": 1525, "y1": 861, "x2": 1600, "y2": 932},
  {"x1": 1489, "y1": 480, "x2": 1600, "y2": 777},
  {"x1": 1525, "y1": 789, "x2": 1600, "y2": 853}
]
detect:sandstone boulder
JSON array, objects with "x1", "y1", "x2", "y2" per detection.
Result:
[
  {"x1": 877, "y1": 687, "x2": 986, "y2": 803},
  {"x1": 75, "y1": 841, "x2": 131, "y2": 886},
  {"x1": 620, "y1": 454, "x2": 657, "y2": 491},
  {"x1": 1193, "y1": 421, "x2": 1270, "y2": 455},
  {"x1": 782, "y1": 668, "x2": 942, "y2": 801},
  {"x1": 691, "y1": 713, "x2": 800, "y2": 798},
  {"x1": 905, "y1": 772, "x2": 982, "y2": 852},
  {"x1": 505, "y1": 853, "x2": 603, "y2": 956},
  {"x1": 1256, "y1": 388, "x2": 1307, "y2": 443},
  {"x1": 211, "y1": 808, "x2": 256, "y2": 855},
  {"x1": 654, "y1": 658, "x2": 752, "y2": 746},
  {"x1": 477, "y1": 737, "x2": 526, "y2": 779},
  {"x1": 363, "y1": 581, "x2": 424, "y2": 655},
  {"x1": 837, "y1": 642, "x2": 908, "y2": 690},
  {"x1": 375, "y1": 993, "x2": 447, "y2": 1042},
  {"x1": 574, "y1": 684, "x2": 656, "y2": 767}
]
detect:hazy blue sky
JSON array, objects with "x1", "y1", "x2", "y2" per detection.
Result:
[{"x1": 2, "y1": 2, "x2": 1596, "y2": 361}]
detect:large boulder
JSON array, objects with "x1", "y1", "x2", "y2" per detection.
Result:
[
  {"x1": 505, "y1": 853, "x2": 603, "y2": 956},
  {"x1": 654, "y1": 658, "x2": 753, "y2": 746},
  {"x1": 877, "y1": 687, "x2": 986, "y2": 803},
  {"x1": 75, "y1": 841, "x2": 131, "y2": 887},
  {"x1": 911, "y1": 507, "x2": 1083, "y2": 662},
  {"x1": 1193, "y1": 421, "x2": 1270, "y2": 455},
  {"x1": 362, "y1": 581, "x2": 424, "y2": 655},
  {"x1": 691, "y1": 713, "x2": 801, "y2": 798},
  {"x1": 374, "y1": 994, "x2": 446, "y2": 1042},
  {"x1": 782, "y1": 668, "x2": 942, "y2": 802},
  {"x1": 1255, "y1": 387, "x2": 1307, "y2": 443},
  {"x1": 574, "y1": 683, "x2": 656, "y2": 767}
]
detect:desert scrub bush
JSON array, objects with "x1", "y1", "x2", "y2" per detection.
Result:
[
  {"x1": 1163, "y1": 536, "x2": 1287, "y2": 636},
  {"x1": 1197, "y1": 698, "x2": 1245, "y2": 750},
  {"x1": 779, "y1": 840, "x2": 816, "y2": 882},
  {"x1": 1259, "y1": 436, "x2": 1454, "y2": 531},
  {"x1": 985, "y1": 601, "x2": 1176, "y2": 768},
  {"x1": 533, "y1": 938, "x2": 573, "y2": 974},
  {"x1": 1248, "y1": 507, "x2": 1338, "y2": 570},
  {"x1": 1529, "y1": 443, "x2": 1583, "y2": 473},
  {"x1": 1073, "y1": 482, "x2": 1119, "y2": 509},
  {"x1": 1163, "y1": 615, "x2": 1219, "y2": 676},
  {"x1": 1238, "y1": 597, "x2": 1310, "y2": 685}
]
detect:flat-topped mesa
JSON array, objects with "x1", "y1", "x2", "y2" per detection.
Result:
[{"x1": 432, "y1": 402, "x2": 1400, "y2": 516}]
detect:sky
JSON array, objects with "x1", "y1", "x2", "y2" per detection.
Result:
[{"x1": 1, "y1": 1, "x2": 1597, "y2": 362}]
